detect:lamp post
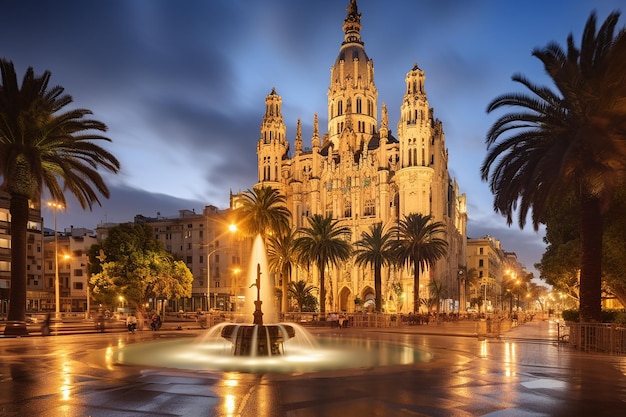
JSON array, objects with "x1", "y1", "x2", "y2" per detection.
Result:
[
  {"x1": 200, "y1": 220, "x2": 237, "y2": 313},
  {"x1": 47, "y1": 201, "x2": 64, "y2": 317},
  {"x1": 482, "y1": 278, "x2": 488, "y2": 314},
  {"x1": 206, "y1": 247, "x2": 226, "y2": 312}
]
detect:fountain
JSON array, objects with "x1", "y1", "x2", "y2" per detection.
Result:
[
  {"x1": 114, "y1": 235, "x2": 431, "y2": 373},
  {"x1": 220, "y1": 263, "x2": 296, "y2": 356}
]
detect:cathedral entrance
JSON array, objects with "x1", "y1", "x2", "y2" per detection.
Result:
[{"x1": 338, "y1": 287, "x2": 352, "y2": 312}]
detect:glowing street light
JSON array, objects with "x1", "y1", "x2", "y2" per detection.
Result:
[{"x1": 47, "y1": 201, "x2": 64, "y2": 317}]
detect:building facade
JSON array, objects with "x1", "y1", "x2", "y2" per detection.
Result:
[
  {"x1": 254, "y1": 0, "x2": 467, "y2": 313},
  {"x1": 131, "y1": 206, "x2": 244, "y2": 313},
  {"x1": 0, "y1": 191, "x2": 44, "y2": 317}
]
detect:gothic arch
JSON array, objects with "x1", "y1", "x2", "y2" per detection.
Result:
[
  {"x1": 361, "y1": 286, "x2": 375, "y2": 312},
  {"x1": 338, "y1": 286, "x2": 352, "y2": 312}
]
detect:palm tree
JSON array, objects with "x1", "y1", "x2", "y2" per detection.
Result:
[
  {"x1": 392, "y1": 213, "x2": 448, "y2": 314},
  {"x1": 288, "y1": 280, "x2": 318, "y2": 312},
  {"x1": 464, "y1": 267, "x2": 479, "y2": 307},
  {"x1": 353, "y1": 222, "x2": 395, "y2": 312},
  {"x1": 235, "y1": 185, "x2": 291, "y2": 240},
  {"x1": 0, "y1": 60, "x2": 120, "y2": 334},
  {"x1": 294, "y1": 214, "x2": 351, "y2": 315},
  {"x1": 266, "y1": 228, "x2": 300, "y2": 314},
  {"x1": 428, "y1": 279, "x2": 448, "y2": 312},
  {"x1": 480, "y1": 12, "x2": 626, "y2": 322}
]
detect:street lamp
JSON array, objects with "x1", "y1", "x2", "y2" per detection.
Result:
[
  {"x1": 482, "y1": 278, "x2": 488, "y2": 314},
  {"x1": 232, "y1": 267, "x2": 241, "y2": 313},
  {"x1": 200, "y1": 220, "x2": 237, "y2": 313},
  {"x1": 47, "y1": 201, "x2": 64, "y2": 317}
]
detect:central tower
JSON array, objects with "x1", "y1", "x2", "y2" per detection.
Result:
[{"x1": 327, "y1": 0, "x2": 378, "y2": 151}]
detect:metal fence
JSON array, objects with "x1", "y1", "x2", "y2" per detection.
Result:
[{"x1": 566, "y1": 323, "x2": 626, "y2": 355}]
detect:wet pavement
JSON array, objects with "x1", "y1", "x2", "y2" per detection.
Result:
[{"x1": 1, "y1": 319, "x2": 625, "y2": 416}]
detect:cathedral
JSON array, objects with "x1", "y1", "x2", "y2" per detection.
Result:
[{"x1": 254, "y1": 0, "x2": 467, "y2": 313}]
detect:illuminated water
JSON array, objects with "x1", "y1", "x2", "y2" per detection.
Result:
[
  {"x1": 115, "y1": 330, "x2": 431, "y2": 373},
  {"x1": 115, "y1": 235, "x2": 431, "y2": 372}
]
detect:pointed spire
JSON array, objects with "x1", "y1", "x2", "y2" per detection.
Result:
[
  {"x1": 381, "y1": 103, "x2": 388, "y2": 130},
  {"x1": 343, "y1": 0, "x2": 363, "y2": 45},
  {"x1": 295, "y1": 118, "x2": 303, "y2": 153},
  {"x1": 312, "y1": 113, "x2": 320, "y2": 148}
]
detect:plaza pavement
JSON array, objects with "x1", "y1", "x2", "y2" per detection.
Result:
[{"x1": 1, "y1": 318, "x2": 625, "y2": 416}]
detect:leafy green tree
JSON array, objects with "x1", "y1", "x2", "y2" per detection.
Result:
[
  {"x1": 536, "y1": 193, "x2": 582, "y2": 299},
  {"x1": 88, "y1": 223, "x2": 192, "y2": 316},
  {"x1": 538, "y1": 185, "x2": 626, "y2": 307},
  {"x1": 235, "y1": 185, "x2": 291, "y2": 240},
  {"x1": 602, "y1": 185, "x2": 626, "y2": 305},
  {"x1": 391, "y1": 213, "x2": 448, "y2": 313},
  {"x1": 353, "y1": 222, "x2": 395, "y2": 312},
  {"x1": 0, "y1": 60, "x2": 120, "y2": 333},
  {"x1": 294, "y1": 214, "x2": 351, "y2": 315},
  {"x1": 481, "y1": 12, "x2": 626, "y2": 322},
  {"x1": 266, "y1": 228, "x2": 300, "y2": 314},
  {"x1": 288, "y1": 280, "x2": 318, "y2": 312}
]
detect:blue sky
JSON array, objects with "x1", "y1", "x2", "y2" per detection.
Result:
[{"x1": 2, "y1": 0, "x2": 623, "y2": 279}]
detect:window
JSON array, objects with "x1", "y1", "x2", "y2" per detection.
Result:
[
  {"x1": 74, "y1": 282, "x2": 83, "y2": 290},
  {"x1": 364, "y1": 199, "x2": 375, "y2": 216},
  {"x1": 74, "y1": 269, "x2": 83, "y2": 277},
  {"x1": 186, "y1": 256, "x2": 192, "y2": 264},
  {"x1": 478, "y1": 259, "x2": 484, "y2": 267}
]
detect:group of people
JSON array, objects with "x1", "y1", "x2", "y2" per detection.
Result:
[{"x1": 327, "y1": 312, "x2": 348, "y2": 328}]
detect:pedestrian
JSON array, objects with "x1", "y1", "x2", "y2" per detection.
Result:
[
  {"x1": 151, "y1": 313, "x2": 162, "y2": 331},
  {"x1": 95, "y1": 312, "x2": 106, "y2": 332},
  {"x1": 41, "y1": 313, "x2": 52, "y2": 336},
  {"x1": 126, "y1": 314, "x2": 137, "y2": 333}
]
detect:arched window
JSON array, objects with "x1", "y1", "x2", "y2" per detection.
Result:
[{"x1": 344, "y1": 200, "x2": 352, "y2": 218}]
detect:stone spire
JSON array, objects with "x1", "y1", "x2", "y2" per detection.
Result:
[
  {"x1": 342, "y1": 0, "x2": 362, "y2": 45},
  {"x1": 295, "y1": 118, "x2": 302, "y2": 155},
  {"x1": 312, "y1": 113, "x2": 320, "y2": 148}
]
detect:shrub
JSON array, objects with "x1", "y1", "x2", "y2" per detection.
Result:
[
  {"x1": 561, "y1": 309, "x2": 579, "y2": 322},
  {"x1": 561, "y1": 309, "x2": 626, "y2": 323}
]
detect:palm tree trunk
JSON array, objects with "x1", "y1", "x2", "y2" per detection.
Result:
[
  {"x1": 281, "y1": 267, "x2": 289, "y2": 315},
  {"x1": 318, "y1": 261, "x2": 326, "y2": 316},
  {"x1": 374, "y1": 264, "x2": 382, "y2": 312},
  {"x1": 7, "y1": 194, "x2": 29, "y2": 323},
  {"x1": 413, "y1": 263, "x2": 420, "y2": 313},
  {"x1": 579, "y1": 195, "x2": 603, "y2": 322}
]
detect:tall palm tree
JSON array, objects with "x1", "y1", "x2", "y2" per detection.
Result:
[
  {"x1": 428, "y1": 279, "x2": 448, "y2": 312},
  {"x1": 288, "y1": 280, "x2": 318, "y2": 312},
  {"x1": 235, "y1": 185, "x2": 291, "y2": 240},
  {"x1": 480, "y1": 12, "x2": 626, "y2": 322},
  {"x1": 392, "y1": 213, "x2": 448, "y2": 314},
  {"x1": 266, "y1": 228, "x2": 300, "y2": 314},
  {"x1": 353, "y1": 222, "x2": 395, "y2": 312},
  {"x1": 0, "y1": 60, "x2": 120, "y2": 334},
  {"x1": 294, "y1": 214, "x2": 351, "y2": 315}
]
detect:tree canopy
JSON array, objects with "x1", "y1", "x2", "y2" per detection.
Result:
[
  {"x1": 0, "y1": 59, "x2": 120, "y2": 332},
  {"x1": 88, "y1": 223, "x2": 192, "y2": 312},
  {"x1": 481, "y1": 12, "x2": 626, "y2": 321}
]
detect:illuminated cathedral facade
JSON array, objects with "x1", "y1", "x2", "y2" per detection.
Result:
[{"x1": 254, "y1": 0, "x2": 467, "y2": 313}]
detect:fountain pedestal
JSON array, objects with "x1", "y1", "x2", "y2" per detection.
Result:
[{"x1": 221, "y1": 324, "x2": 296, "y2": 356}]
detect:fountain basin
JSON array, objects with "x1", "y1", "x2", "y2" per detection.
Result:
[{"x1": 114, "y1": 329, "x2": 431, "y2": 373}]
